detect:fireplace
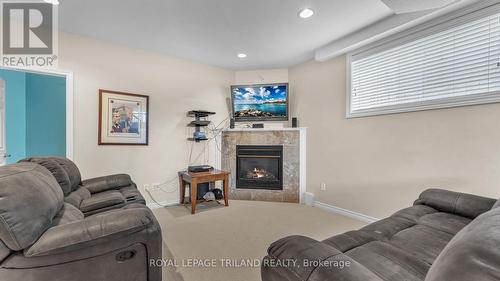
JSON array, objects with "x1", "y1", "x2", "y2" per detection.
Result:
[{"x1": 236, "y1": 145, "x2": 283, "y2": 190}]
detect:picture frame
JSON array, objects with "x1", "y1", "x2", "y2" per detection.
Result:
[{"x1": 98, "y1": 89, "x2": 149, "y2": 145}]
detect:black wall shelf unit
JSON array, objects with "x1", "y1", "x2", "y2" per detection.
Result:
[
  {"x1": 188, "y1": 120, "x2": 211, "y2": 127},
  {"x1": 187, "y1": 110, "x2": 215, "y2": 142}
]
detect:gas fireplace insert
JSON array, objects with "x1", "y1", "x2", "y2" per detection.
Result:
[{"x1": 236, "y1": 145, "x2": 283, "y2": 190}]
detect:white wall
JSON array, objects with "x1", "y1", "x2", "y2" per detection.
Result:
[
  {"x1": 59, "y1": 33, "x2": 234, "y2": 204},
  {"x1": 57, "y1": 32, "x2": 500, "y2": 216},
  {"x1": 234, "y1": 69, "x2": 288, "y2": 85},
  {"x1": 290, "y1": 56, "x2": 500, "y2": 219}
]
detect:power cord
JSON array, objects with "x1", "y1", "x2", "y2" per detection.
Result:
[{"x1": 147, "y1": 113, "x2": 232, "y2": 206}]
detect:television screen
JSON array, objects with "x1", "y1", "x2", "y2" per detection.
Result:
[{"x1": 231, "y1": 83, "x2": 288, "y2": 121}]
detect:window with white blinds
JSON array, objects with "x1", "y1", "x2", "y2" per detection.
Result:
[{"x1": 348, "y1": 8, "x2": 500, "y2": 117}]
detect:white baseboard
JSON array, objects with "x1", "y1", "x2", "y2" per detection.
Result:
[
  {"x1": 147, "y1": 200, "x2": 180, "y2": 210},
  {"x1": 313, "y1": 201, "x2": 379, "y2": 224}
]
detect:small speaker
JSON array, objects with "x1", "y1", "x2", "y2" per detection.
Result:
[
  {"x1": 292, "y1": 117, "x2": 298, "y2": 128},
  {"x1": 230, "y1": 118, "x2": 235, "y2": 129}
]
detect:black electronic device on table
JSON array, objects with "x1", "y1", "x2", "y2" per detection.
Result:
[
  {"x1": 187, "y1": 110, "x2": 216, "y2": 117},
  {"x1": 252, "y1": 123, "x2": 264, "y2": 128},
  {"x1": 188, "y1": 165, "x2": 214, "y2": 173}
]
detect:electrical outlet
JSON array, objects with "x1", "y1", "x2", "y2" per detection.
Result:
[
  {"x1": 320, "y1": 183, "x2": 327, "y2": 191},
  {"x1": 152, "y1": 183, "x2": 160, "y2": 190}
]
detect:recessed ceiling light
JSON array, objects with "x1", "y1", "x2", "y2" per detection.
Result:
[
  {"x1": 298, "y1": 8, "x2": 314, "y2": 19},
  {"x1": 237, "y1": 53, "x2": 247, "y2": 58}
]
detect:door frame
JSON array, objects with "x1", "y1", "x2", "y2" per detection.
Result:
[
  {"x1": 0, "y1": 66, "x2": 74, "y2": 160},
  {"x1": 0, "y1": 79, "x2": 5, "y2": 165}
]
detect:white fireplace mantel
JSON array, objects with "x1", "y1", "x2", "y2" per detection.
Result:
[{"x1": 222, "y1": 127, "x2": 306, "y2": 133}]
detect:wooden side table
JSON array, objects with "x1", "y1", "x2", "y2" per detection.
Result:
[{"x1": 178, "y1": 169, "x2": 230, "y2": 214}]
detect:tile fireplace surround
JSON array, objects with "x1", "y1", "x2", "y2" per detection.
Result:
[{"x1": 221, "y1": 128, "x2": 306, "y2": 203}]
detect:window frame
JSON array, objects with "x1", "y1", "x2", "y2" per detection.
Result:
[{"x1": 346, "y1": 1, "x2": 500, "y2": 118}]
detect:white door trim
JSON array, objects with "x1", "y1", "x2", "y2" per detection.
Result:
[
  {"x1": 0, "y1": 79, "x2": 5, "y2": 166},
  {"x1": 0, "y1": 66, "x2": 74, "y2": 160}
]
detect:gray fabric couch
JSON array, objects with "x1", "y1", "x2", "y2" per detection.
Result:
[
  {"x1": 20, "y1": 157, "x2": 146, "y2": 216},
  {"x1": 0, "y1": 161, "x2": 161, "y2": 281},
  {"x1": 262, "y1": 189, "x2": 500, "y2": 281}
]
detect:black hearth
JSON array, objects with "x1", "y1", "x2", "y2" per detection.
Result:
[{"x1": 236, "y1": 145, "x2": 283, "y2": 190}]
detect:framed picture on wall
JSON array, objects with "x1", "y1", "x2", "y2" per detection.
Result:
[{"x1": 98, "y1": 89, "x2": 149, "y2": 145}]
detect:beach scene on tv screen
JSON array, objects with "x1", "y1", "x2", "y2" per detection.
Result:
[{"x1": 233, "y1": 85, "x2": 287, "y2": 118}]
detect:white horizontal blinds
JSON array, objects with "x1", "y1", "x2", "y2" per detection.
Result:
[{"x1": 350, "y1": 12, "x2": 500, "y2": 113}]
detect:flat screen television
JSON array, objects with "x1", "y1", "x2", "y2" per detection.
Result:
[{"x1": 231, "y1": 83, "x2": 289, "y2": 122}]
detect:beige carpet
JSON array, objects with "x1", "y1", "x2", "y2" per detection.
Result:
[{"x1": 153, "y1": 200, "x2": 366, "y2": 281}]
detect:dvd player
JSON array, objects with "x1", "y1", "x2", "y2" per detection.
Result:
[{"x1": 188, "y1": 165, "x2": 214, "y2": 173}]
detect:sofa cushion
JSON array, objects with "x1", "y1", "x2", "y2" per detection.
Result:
[
  {"x1": 82, "y1": 174, "x2": 133, "y2": 194},
  {"x1": 345, "y1": 241, "x2": 429, "y2": 281},
  {"x1": 322, "y1": 230, "x2": 377, "y2": 252},
  {"x1": 19, "y1": 157, "x2": 83, "y2": 195},
  {"x1": 20, "y1": 158, "x2": 73, "y2": 196},
  {"x1": 320, "y1": 204, "x2": 470, "y2": 279},
  {"x1": 392, "y1": 205, "x2": 437, "y2": 222},
  {"x1": 24, "y1": 208, "x2": 155, "y2": 257},
  {"x1": 51, "y1": 203, "x2": 84, "y2": 227},
  {"x1": 360, "y1": 216, "x2": 416, "y2": 241},
  {"x1": 0, "y1": 163, "x2": 63, "y2": 250},
  {"x1": 388, "y1": 224, "x2": 454, "y2": 265},
  {"x1": 417, "y1": 212, "x2": 471, "y2": 235},
  {"x1": 414, "y1": 189, "x2": 496, "y2": 219},
  {"x1": 79, "y1": 191, "x2": 125, "y2": 213},
  {"x1": 121, "y1": 203, "x2": 149, "y2": 210},
  {"x1": 50, "y1": 157, "x2": 82, "y2": 192},
  {"x1": 64, "y1": 186, "x2": 91, "y2": 208},
  {"x1": 0, "y1": 240, "x2": 10, "y2": 263},
  {"x1": 425, "y1": 207, "x2": 500, "y2": 281}
]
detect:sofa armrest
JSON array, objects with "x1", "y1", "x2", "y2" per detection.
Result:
[
  {"x1": 263, "y1": 235, "x2": 341, "y2": 281},
  {"x1": 82, "y1": 174, "x2": 133, "y2": 194},
  {"x1": 262, "y1": 236, "x2": 382, "y2": 281},
  {"x1": 414, "y1": 189, "x2": 496, "y2": 219},
  {"x1": 24, "y1": 208, "x2": 155, "y2": 257}
]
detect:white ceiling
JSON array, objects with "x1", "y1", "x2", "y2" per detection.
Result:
[{"x1": 59, "y1": 0, "x2": 393, "y2": 70}]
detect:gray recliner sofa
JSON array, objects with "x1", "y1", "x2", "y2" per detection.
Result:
[
  {"x1": 262, "y1": 189, "x2": 500, "y2": 281},
  {"x1": 0, "y1": 161, "x2": 161, "y2": 281},
  {"x1": 20, "y1": 157, "x2": 146, "y2": 216}
]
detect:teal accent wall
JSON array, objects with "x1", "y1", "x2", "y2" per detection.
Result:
[
  {"x1": 26, "y1": 73, "x2": 66, "y2": 157},
  {"x1": 0, "y1": 70, "x2": 26, "y2": 164},
  {"x1": 0, "y1": 70, "x2": 66, "y2": 163}
]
